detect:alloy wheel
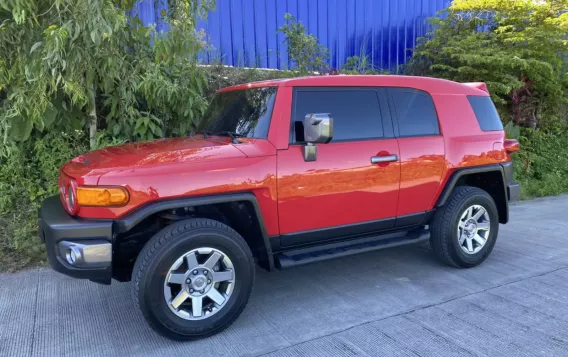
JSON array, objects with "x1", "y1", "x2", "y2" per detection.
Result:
[
  {"x1": 164, "y1": 247, "x2": 235, "y2": 320},
  {"x1": 457, "y1": 204, "x2": 491, "y2": 255}
]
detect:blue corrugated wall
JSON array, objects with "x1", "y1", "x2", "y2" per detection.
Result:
[{"x1": 134, "y1": 0, "x2": 451, "y2": 72}]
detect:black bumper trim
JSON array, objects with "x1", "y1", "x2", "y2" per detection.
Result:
[
  {"x1": 39, "y1": 195, "x2": 113, "y2": 285},
  {"x1": 508, "y1": 182, "x2": 521, "y2": 201}
]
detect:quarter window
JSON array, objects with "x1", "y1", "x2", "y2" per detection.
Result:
[
  {"x1": 389, "y1": 88, "x2": 440, "y2": 137},
  {"x1": 292, "y1": 89, "x2": 383, "y2": 142},
  {"x1": 467, "y1": 96, "x2": 503, "y2": 131}
]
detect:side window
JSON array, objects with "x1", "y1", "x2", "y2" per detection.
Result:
[
  {"x1": 292, "y1": 89, "x2": 383, "y2": 142},
  {"x1": 467, "y1": 96, "x2": 503, "y2": 131},
  {"x1": 389, "y1": 88, "x2": 440, "y2": 137}
]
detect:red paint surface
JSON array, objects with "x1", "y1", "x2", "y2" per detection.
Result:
[
  {"x1": 59, "y1": 75, "x2": 512, "y2": 237},
  {"x1": 276, "y1": 141, "x2": 400, "y2": 234}
]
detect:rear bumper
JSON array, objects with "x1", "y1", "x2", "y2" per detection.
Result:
[
  {"x1": 501, "y1": 161, "x2": 520, "y2": 201},
  {"x1": 38, "y1": 195, "x2": 113, "y2": 285},
  {"x1": 507, "y1": 182, "x2": 521, "y2": 201}
]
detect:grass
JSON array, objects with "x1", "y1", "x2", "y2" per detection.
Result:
[{"x1": 0, "y1": 214, "x2": 47, "y2": 273}]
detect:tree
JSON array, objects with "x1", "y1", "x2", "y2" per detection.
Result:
[
  {"x1": 278, "y1": 14, "x2": 328, "y2": 75},
  {"x1": 407, "y1": 0, "x2": 568, "y2": 129},
  {"x1": 0, "y1": 0, "x2": 215, "y2": 153}
]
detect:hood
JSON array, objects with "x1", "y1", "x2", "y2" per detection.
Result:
[{"x1": 62, "y1": 136, "x2": 246, "y2": 179}]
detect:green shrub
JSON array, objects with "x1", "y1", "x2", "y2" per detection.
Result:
[
  {"x1": 340, "y1": 56, "x2": 381, "y2": 75},
  {"x1": 0, "y1": 131, "x2": 88, "y2": 268},
  {"x1": 514, "y1": 129, "x2": 568, "y2": 199},
  {"x1": 407, "y1": 0, "x2": 568, "y2": 130},
  {"x1": 278, "y1": 13, "x2": 328, "y2": 75}
]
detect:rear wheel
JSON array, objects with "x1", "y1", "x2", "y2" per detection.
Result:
[
  {"x1": 132, "y1": 218, "x2": 255, "y2": 340},
  {"x1": 430, "y1": 186, "x2": 499, "y2": 268}
]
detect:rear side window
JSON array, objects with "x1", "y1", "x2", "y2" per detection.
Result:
[
  {"x1": 389, "y1": 88, "x2": 440, "y2": 137},
  {"x1": 468, "y1": 96, "x2": 503, "y2": 131},
  {"x1": 293, "y1": 89, "x2": 383, "y2": 142}
]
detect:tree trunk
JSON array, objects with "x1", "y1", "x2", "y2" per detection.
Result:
[{"x1": 88, "y1": 84, "x2": 97, "y2": 149}]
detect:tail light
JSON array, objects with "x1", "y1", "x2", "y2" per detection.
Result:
[{"x1": 504, "y1": 139, "x2": 520, "y2": 153}]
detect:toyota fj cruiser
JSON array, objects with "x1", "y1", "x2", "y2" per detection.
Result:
[{"x1": 39, "y1": 75, "x2": 520, "y2": 340}]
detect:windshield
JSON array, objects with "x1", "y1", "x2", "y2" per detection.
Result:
[{"x1": 197, "y1": 87, "x2": 278, "y2": 139}]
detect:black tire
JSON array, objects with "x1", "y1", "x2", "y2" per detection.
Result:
[
  {"x1": 132, "y1": 218, "x2": 255, "y2": 340},
  {"x1": 430, "y1": 186, "x2": 499, "y2": 268}
]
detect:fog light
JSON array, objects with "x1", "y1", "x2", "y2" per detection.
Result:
[{"x1": 65, "y1": 246, "x2": 82, "y2": 265}]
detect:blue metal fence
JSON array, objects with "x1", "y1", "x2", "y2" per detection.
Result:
[{"x1": 135, "y1": 0, "x2": 450, "y2": 72}]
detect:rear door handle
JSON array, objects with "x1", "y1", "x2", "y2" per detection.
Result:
[{"x1": 371, "y1": 155, "x2": 398, "y2": 164}]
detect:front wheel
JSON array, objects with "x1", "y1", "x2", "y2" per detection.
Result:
[
  {"x1": 132, "y1": 218, "x2": 255, "y2": 340},
  {"x1": 430, "y1": 186, "x2": 499, "y2": 268}
]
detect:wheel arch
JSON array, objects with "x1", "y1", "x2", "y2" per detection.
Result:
[
  {"x1": 113, "y1": 193, "x2": 274, "y2": 281},
  {"x1": 436, "y1": 164, "x2": 509, "y2": 224}
]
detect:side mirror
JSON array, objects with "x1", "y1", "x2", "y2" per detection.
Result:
[
  {"x1": 302, "y1": 113, "x2": 333, "y2": 162},
  {"x1": 303, "y1": 113, "x2": 333, "y2": 144}
]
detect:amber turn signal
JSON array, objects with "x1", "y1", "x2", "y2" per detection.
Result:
[{"x1": 76, "y1": 186, "x2": 129, "y2": 207}]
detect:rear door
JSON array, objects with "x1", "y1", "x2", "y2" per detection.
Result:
[
  {"x1": 276, "y1": 87, "x2": 401, "y2": 247},
  {"x1": 386, "y1": 88, "x2": 446, "y2": 221}
]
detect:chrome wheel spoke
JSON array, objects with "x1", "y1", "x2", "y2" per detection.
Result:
[
  {"x1": 458, "y1": 220, "x2": 466, "y2": 229},
  {"x1": 458, "y1": 233, "x2": 467, "y2": 245},
  {"x1": 213, "y1": 270, "x2": 234, "y2": 283},
  {"x1": 477, "y1": 222, "x2": 490, "y2": 231},
  {"x1": 167, "y1": 273, "x2": 186, "y2": 285},
  {"x1": 185, "y1": 252, "x2": 199, "y2": 270},
  {"x1": 203, "y1": 251, "x2": 222, "y2": 270},
  {"x1": 466, "y1": 237, "x2": 474, "y2": 253},
  {"x1": 191, "y1": 296, "x2": 203, "y2": 317},
  {"x1": 465, "y1": 207, "x2": 473, "y2": 220},
  {"x1": 207, "y1": 288, "x2": 226, "y2": 305},
  {"x1": 171, "y1": 290, "x2": 190, "y2": 309},
  {"x1": 473, "y1": 234, "x2": 486, "y2": 245},
  {"x1": 473, "y1": 207, "x2": 486, "y2": 221}
]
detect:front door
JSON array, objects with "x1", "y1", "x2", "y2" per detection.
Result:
[{"x1": 276, "y1": 87, "x2": 401, "y2": 248}]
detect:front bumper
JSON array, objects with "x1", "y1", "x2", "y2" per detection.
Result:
[{"x1": 38, "y1": 195, "x2": 113, "y2": 285}]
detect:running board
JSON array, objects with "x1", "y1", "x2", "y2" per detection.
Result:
[{"x1": 275, "y1": 229, "x2": 430, "y2": 269}]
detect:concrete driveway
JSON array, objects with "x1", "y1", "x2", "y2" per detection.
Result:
[{"x1": 1, "y1": 196, "x2": 568, "y2": 357}]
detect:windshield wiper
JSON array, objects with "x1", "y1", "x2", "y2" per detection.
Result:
[
  {"x1": 212, "y1": 130, "x2": 245, "y2": 144},
  {"x1": 195, "y1": 130, "x2": 212, "y2": 138}
]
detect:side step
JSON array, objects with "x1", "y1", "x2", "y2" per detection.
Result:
[{"x1": 275, "y1": 229, "x2": 430, "y2": 269}]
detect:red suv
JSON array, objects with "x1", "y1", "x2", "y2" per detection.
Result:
[{"x1": 39, "y1": 75, "x2": 520, "y2": 340}]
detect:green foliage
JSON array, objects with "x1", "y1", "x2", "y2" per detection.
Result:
[
  {"x1": 407, "y1": 0, "x2": 568, "y2": 130},
  {"x1": 0, "y1": 132, "x2": 89, "y2": 265},
  {"x1": 340, "y1": 56, "x2": 380, "y2": 75},
  {"x1": 514, "y1": 128, "x2": 568, "y2": 199},
  {"x1": 204, "y1": 64, "x2": 295, "y2": 98},
  {"x1": 504, "y1": 121, "x2": 520, "y2": 139},
  {"x1": 0, "y1": 0, "x2": 215, "y2": 153},
  {"x1": 278, "y1": 13, "x2": 328, "y2": 75}
]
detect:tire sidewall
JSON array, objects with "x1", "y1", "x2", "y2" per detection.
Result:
[
  {"x1": 137, "y1": 225, "x2": 254, "y2": 339},
  {"x1": 449, "y1": 193, "x2": 499, "y2": 266}
]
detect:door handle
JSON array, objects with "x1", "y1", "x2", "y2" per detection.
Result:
[{"x1": 371, "y1": 155, "x2": 398, "y2": 164}]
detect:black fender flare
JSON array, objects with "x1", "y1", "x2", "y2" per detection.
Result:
[
  {"x1": 435, "y1": 163, "x2": 509, "y2": 224},
  {"x1": 114, "y1": 192, "x2": 274, "y2": 270}
]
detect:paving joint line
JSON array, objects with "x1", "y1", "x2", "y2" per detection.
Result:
[
  {"x1": 256, "y1": 265, "x2": 568, "y2": 357},
  {"x1": 28, "y1": 268, "x2": 41, "y2": 357}
]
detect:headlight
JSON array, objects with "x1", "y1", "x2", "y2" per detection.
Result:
[{"x1": 76, "y1": 186, "x2": 130, "y2": 207}]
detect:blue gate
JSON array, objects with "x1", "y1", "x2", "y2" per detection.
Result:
[{"x1": 134, "y1": 0, "x2": 450, "y2": 72}]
